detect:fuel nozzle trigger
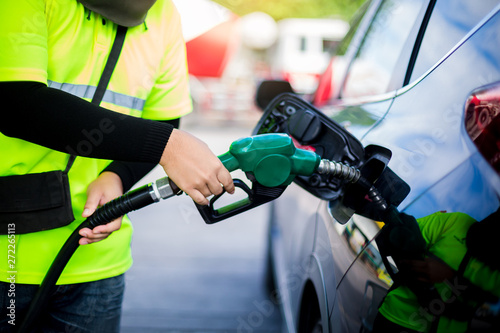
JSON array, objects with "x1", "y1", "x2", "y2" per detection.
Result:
[
  {"x1": 196, "y1": 133, "x2": 321, "y2": 224},
  {"x1": 197, "y1": 179, "x2": 287, "y2": 224}
]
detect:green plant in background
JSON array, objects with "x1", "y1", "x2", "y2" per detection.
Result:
[{"x1": 212, "y1": 0, "x2": 366, "y2": 21}]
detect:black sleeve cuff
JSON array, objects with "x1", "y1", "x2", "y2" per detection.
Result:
[
  {"x1": 139, "y1": 119, "x2": 173, "y2": 163},
  {"x1": 103, "y1": 118, "x2": 181, "y2": 191},
  {"x1": 102, "y1": 161, "x2": 157, "y2": 192}
]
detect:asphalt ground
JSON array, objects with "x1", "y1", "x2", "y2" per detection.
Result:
[{"x1": 120, "y1": 123, "x2": 283, "y2": 332}]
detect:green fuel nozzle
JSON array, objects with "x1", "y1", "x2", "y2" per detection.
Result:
[
  {"x1": 198, "y1": 133, "x2": 366, "y2": 224},
  {"x1": 199, "y1": 133, "x2": 323, "y2": 223},
  {"x1": 219, "y1": 133, "x2": 321, "y2": 187},
  {"x1": 198, "y1": 133, "x2": 321, "y2": 223}
]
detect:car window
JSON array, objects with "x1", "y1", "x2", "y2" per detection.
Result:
[
  {"x1": 410, "y1": 0, "x2": 499, "y2": 82},
  {"x1": 335, "y1": 0, "x2": 372, "y2": 58},
  {"x1": 312, "y1": 0, "x2": 372, "y2": 104},
  {"x1": 341, "y1": 0, "x2": 426, "y2": 99}
]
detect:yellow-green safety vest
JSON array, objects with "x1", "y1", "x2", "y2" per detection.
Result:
[{"x1": 0, "y1": 0, "x2": 192, "y2": 285}]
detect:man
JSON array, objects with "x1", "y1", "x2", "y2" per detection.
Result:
[{"x1": 0, "y1": 0, "x2": 234, "y2": 331}]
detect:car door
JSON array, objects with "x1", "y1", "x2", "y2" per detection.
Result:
[
  {"x1": 314, "y1": 0, "x2": 431, "y2": 331},
  {"x1": 333, "y1": 0, "x2": 500, "y2": 332}
]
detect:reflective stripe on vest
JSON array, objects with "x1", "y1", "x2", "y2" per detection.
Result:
[{"x1": 48, "y1": 80, "x2": 146, "y2": 112}]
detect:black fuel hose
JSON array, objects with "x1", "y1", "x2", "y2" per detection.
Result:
[{"x1": 18, "y1": 178, "x2": 181, "y2": 333}]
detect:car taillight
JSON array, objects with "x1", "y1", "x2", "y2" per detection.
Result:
[{"x1": 464, "y1": 82, "x2": 500, "y2": 175}]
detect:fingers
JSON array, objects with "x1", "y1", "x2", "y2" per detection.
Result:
[
  {"x1": 187, "y1": 178, "x2": 223, "y2": 206},
  {"x1": 160, "y1": 129, "x2": 235, "y2": 204},
  {"x1": 218, "y1": 168, "x2": 235, "y2": 195},
  {"x1": 195, "y1": 167, "x2": 236, "y2": 205},
  {"x1": 79, "y1": 219, "x2": 122, "y2": 245},
  {"x1": 80, "y1": 172, "x2": 124, "y2": 245},
  {"x1": 82, "y1": 192, "x2": 100, "y2": 218},
  {"x1": 185, "y1": 169, "x2": 235, "y2": 206},
  {"x1": 186, "y1": 190, "x2": 210, "y2": 206}
]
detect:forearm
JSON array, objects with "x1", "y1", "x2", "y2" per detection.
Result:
[
  {"x1": 103, "y1": 119, "x2": 181, "y2": 191},
  {"x1": 0, "y1": 81, "x2": 173, "y2": 163}
]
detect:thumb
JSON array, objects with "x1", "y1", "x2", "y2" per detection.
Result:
[{"x1": 83, "y1": 192, "x2": 101, "y2": 217}]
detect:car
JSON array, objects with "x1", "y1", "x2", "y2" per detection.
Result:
[{"x1": 252, "y1": 0, "x2": 500, "y2": 332}]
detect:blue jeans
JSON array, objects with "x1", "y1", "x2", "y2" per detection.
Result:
[{"x1": 0, "y1": 274, "x2": 124, "y2": 333}]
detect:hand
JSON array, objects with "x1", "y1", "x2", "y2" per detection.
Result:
[
  {"x1": 79, "y1": 172, "x2": 124, "y2": 245},
  {"x1": 402, "y1": 257, "x2": 455, "y2": 284},
  {"x1": 159, "y1": 129, "x2": 235, "y2": 205}
]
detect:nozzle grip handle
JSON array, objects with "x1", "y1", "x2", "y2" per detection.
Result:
[{"x1": 196, "y1": 179, "x2": 286, "y2": 224}]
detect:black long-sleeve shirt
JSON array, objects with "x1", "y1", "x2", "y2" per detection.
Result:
[{"x1": 1, "y1": 81, "x2": 180, "y2": 191}]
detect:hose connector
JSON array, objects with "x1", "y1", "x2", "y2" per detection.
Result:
[
  {"x1": 149, "y1": 177, "x2": 182, "y2": 201},
  {"x1": 317, "y1": 159, "x2": 361, "y2": 183}
]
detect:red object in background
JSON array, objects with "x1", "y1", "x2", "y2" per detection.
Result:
[
  {"x1": 186, "y1": 15, "x2": 240, "y2": 78},
  {"x1": 313, "y1": 58, "x2": 335, "y2": 106}
]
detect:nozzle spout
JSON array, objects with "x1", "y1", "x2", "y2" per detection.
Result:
[{"x1": 317, "y1": 159, "x2": 361, "y2": 183}]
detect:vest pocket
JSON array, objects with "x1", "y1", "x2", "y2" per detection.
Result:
[{"x1": 0, "y1": 171, "x2": 75, "y2": 234}]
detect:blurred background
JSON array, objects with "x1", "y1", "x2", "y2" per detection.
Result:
[
  {"x1": 121, "y1": 1, "x2": 364, "y2": 332},
  {"x1": 175, "y1": 0, "x2": 362, "y2": 127}
]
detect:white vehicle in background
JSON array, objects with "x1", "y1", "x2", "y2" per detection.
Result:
[{"x1": 269, "y1": 18, "x2": 349, "y2": 95}]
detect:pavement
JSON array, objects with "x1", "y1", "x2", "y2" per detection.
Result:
[{"x1": 120, "y1": 122, "x2": 283, "y2": 332}]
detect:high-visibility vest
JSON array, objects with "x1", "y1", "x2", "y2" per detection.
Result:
[{"x1": 0, "y1": 0, "x2": 192, "y2": 285}]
